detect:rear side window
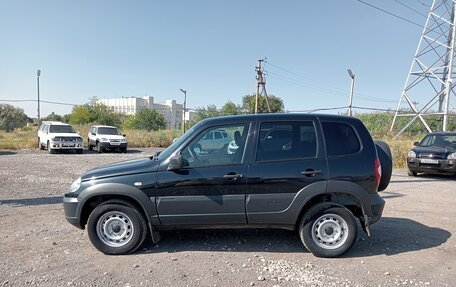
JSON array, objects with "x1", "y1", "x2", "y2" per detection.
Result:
[
  {"x1": 322, "y1": 122, "x2": 360, "y2": 156},
  {"x1": 256, "y1": 121, "x2": 317, "y2": 162}
]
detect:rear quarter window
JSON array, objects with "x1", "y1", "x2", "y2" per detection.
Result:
[{"x1": 322, "y1": 122, "x2": 360, "y2": 156}]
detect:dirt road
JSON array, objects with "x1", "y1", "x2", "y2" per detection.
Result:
[{"x1": 0, "y1": 149, "x2": 454, "y2": 286}]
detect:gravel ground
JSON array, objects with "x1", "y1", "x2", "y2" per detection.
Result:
[{"x1": 0, "y1": 148, "x2": 455, "y2": 287}]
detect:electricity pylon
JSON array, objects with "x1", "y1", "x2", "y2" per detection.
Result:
[{"x1": 391, "y1": 0, "x2": 456, "y2": 135}]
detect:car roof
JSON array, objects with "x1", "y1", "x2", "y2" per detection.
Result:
[
  {"x1": 91, "y1": 125, "x2": 118, "y2": 129},
  {"x1": 43, "y1": 121, "x2": 70, "y2": 126}
]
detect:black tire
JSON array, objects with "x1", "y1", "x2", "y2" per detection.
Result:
[
  {"x1": 47, "y1": 141, "x2": 55, "y2": 154},
  {"x1": 122, "y1": 148, "x2": 127, "y2": 153},
  {"x1": 374, "y1": 140, "x2": 393, "y2": 192},
  {"x1": 87, "y1": 201, "x2": 148, "y2": 255},
  {"x1": 38, "y1": 138, "x2": 45, "y2": 150},
  {"x1": 407, "y1": 169, "x2": 417, "y2": 177},
  {"x1": 299, "y1": 206, "x2": 357, "y2": 258},
  {"x1": 96, "y1": 142, "x2": 103, "y2": 153},
  {"x1": 88, "y1": 140, "x2": 93, "y2": 151}
]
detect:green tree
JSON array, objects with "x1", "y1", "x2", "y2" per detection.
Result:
[
  {"x1": 193, "y1": 104, "x2": 219, "y2": 123},
  {"x1": 0, "y1": 104, "x2": 28, "y2": 132},
  {"x1": 68, "y1": 105, "x2": 92, "y2": 124},
  {"x1": 242, "y1": 94, "x2": 284, "y2": 114},
  {"x1": 42, "y1": 112, "x2": 64, "y2": 122},
  {"x1": 123, "y1": 109, "x2": 166, "y2": 131},
  {"x1": 221, "y1": 101, "x2": 243, "y2": 116}
]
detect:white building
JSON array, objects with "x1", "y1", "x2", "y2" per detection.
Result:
[{"x1": 98, "y1": 96, "x2": 193, "y2": 129}]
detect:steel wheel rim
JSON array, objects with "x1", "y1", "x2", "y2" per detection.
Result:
[
  {"x1": 311, "y1": 213, "x2": 349, "y2": 250},
  {"x1": 97, "y1": 211, "x2": 134, "y2": 247}
]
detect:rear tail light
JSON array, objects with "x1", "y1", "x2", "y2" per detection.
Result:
[{"x1": 374, "y1": 157, "x2": 382, "y2": 188}]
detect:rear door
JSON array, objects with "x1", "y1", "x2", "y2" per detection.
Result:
[{"x1": 246, "y1": 118, "x2": 328, "y2": 224}]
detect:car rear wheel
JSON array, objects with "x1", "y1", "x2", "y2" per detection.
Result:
[
  {"x1": 88, "y1": 140, "x2": 93, "y2": 151},
  {"x1": 87, "y1": 201, "x2": 147, "y2": 255},
  {"x1": 299, "y1": 206, "x2": 357, "y2": 258}
]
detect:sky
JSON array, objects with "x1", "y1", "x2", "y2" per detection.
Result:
[{"x1": 0, "y1": 0, "x2": 431, "y2": 118}]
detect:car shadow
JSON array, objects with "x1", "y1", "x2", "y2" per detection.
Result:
[
  {"x1": 137, "y1": 217, "x2": 451, "y2": 257},
  {"x1": 0, "y1": 196, "x2": 62, "y2": 206},
  {"x1": 0, "y1": 150, "x2": 17, "y2": 156}
]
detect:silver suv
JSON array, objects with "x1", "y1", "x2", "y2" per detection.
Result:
[
  {"x1": 87, "y1": 125, "x2": 127, "y2": 153},
  {"x1": 38, "y1": 121, "x2": 83, "y2": 154}
]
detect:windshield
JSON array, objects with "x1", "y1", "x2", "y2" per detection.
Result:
[
  {"x1": 49, "y1": 125, "x2": 76, "y2": 133},
  {"x1": 420, "y1": 134, "x2": 456, "y2": 147},
  {"x1": 98, "y1": 127, "x2": 121, "y2": 135},
  {"x1": 157, "y1": 123, "x2": 200, "y2": 161}
]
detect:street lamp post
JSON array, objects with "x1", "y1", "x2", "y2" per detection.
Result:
[
  {"x1": 37, "y1": 69, "x2": 41, "y2": 126},
  {"x1": 347, "y1": 68, "x2": 355, "y2": 117},
  {"x1": 179, "y1": 89, "x2": 187, "y2": 133}
]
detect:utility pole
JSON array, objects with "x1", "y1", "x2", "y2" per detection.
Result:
[
  {"x1": 179, "y1": 89, "x2": 187, "y2": 133},
  {"x1": 255, "y1": 59, "x2": 271, "y2": 114},
  {"x1": 347, "y1": 68, "x2": 355, "y2": 116},
  {"x1": 37, "y1": 69, "x2": 41, "y2": 126}
]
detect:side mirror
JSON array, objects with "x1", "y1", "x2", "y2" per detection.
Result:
[
  {"x1": 91, "y1": 132, "x2": 96, "y2": 136},
  {"x1": 168, "y1": 155, "x2": 183, "y2": 171},
  {"x1": 413, "y1": 141, "x2": 419, "y2": 146},
  {"x1": 123, "y1": 134, "x2": 126, "y2": 137}
]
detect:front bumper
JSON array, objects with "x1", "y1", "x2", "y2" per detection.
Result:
[
  {"x1": 63, "y1": 196, "x2": 83, "y2": 229},
  {"x1": 407, "y1": 157, "x2": 456, "y2": 174},
  {"x1": 99, "y1": 142, "x2": 128, "y2": 149},
  {"x1": 50, "y1": 140, "x2": 83, "y2": 150}
]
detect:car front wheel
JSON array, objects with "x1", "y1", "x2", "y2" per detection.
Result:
[
  {"x1": 299, "y1": 206, "x2": 357, "y2": 258},
  {"x1": 87, "y1": 201, "x2": 147, "y2": 255}
]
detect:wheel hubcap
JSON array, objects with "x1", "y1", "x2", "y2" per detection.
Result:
[
  {"x1": 97, "y1": 211, "x2": 134, "y2": 247},
  {"x1": 311, "y1": 213, "x2": 349, "y2": 250}
]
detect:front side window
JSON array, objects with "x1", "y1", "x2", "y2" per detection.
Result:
[
  {"x1": 256, "y1": 121, "x2": 317, "y2": 162},
  {"x1": 181, "y1": 123, "x2": 249, "y2": 167},
  {"x1": 322, "y1": 122, "x2": 360, "y2": 156}
]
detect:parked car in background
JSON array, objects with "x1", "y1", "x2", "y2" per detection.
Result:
[
  {"x1": 38, "y1": 121, "x2": 83, "y2": 154},
  {"x1": 64, "y1": 114, "x2": 392, "y2": 258},
  {"x1": 88, "y1": 125, "x2": 127, "y2": 153},
  {"x1": 407, "y1": 131, "x2": 456, "y2": 176}
]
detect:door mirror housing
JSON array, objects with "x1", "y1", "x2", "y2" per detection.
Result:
[
  {"x1": 168, "y1": 154, "x2": 183, "y2": 170},
  {"x1": 413, "y1": 141, "x2": 420, "y2": 146},
  {"x1": 91, "y1": 132, "x2": 96, "y2": 136}
]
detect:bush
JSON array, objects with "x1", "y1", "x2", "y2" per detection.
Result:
[{"x1": 0, "y1": 104, "x2": 28, "y2": 132}]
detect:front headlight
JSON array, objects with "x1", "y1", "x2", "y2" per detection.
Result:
[
  {"x1": 69, "y1": 177, "x2": 81, "y2": 193},
  {"x1": 408, "y1": 150, "x2": 416, "y2": 158},
  {"x1": 447, "y1": 152, "x2": 456, "y2": 159},
  {"x1": 121, "y1": 139, "x2": 127, "y2": 143}
]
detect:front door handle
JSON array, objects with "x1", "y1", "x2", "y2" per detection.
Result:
[
  {"x1": 223, "y1": 173, "x2": 243, "y2": 180},
  {"x1": 301, "y1": 169, "x2": 322, "y2": 176}
]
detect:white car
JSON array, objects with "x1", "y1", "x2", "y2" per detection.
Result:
[
  {"x1": 38, "y1": 121, "x2": 83, "y2": 154},
  {"x1": 88, "y1": 125, "x2": 127, "y2": 153}
]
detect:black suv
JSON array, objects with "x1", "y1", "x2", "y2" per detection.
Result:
[{"x1": 64, "y1": 114, "x2": 390, "y2": 258}]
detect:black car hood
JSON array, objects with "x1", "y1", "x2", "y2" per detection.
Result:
[
  {"x1": 413, "y1": 145, "x2": 456, "y2": 158},
  {"x1": 81, "y1": 158, "x2": 160, "y2": 181}
]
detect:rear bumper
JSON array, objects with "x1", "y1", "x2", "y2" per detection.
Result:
[
  {"x1": 407, "y1": 157, "x2": 456, "y2": 174},
  {"x1": 368, "y1": 193, "x2": 385, "y2": 225}
]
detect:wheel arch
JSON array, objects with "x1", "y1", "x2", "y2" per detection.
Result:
[{"x1": 76, "y1": 183, "x2": 159, "y2": 234}]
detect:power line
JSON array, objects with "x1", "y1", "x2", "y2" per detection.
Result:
[
  {"x1": 356, "y1": 0, "x2": 425, "y2": 28},
  {"x1": 0, "y1": 99, "x2": 77, "y2": 106},
  {"x1": 416, "y1": 0, "x2": 430, "y2": 7},
  {"x1": 393, "y1": 0, "x2": 427, "y2": 18}
]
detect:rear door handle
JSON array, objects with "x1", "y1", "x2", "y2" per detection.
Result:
[{"x1": 301, "y1": 169, "x2": 322, "y2": 176}]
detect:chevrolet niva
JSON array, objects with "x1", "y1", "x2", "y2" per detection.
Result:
[{"x1": 64, "y1": 114, "x2": 391, "y2": 258}]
